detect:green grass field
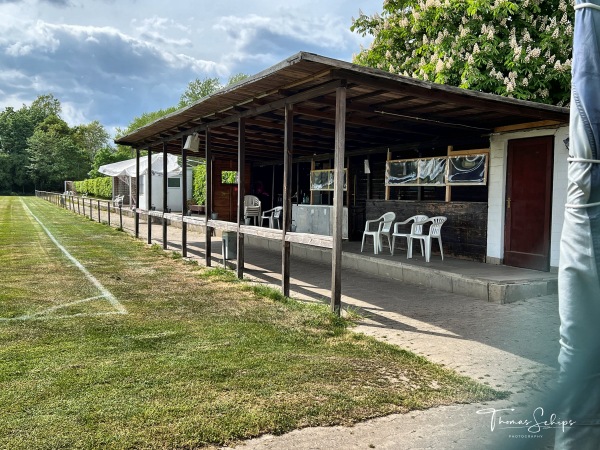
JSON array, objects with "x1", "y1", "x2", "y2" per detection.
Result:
[{"x1": 0, "y1": 196, "x2": 506, "y2": 449}]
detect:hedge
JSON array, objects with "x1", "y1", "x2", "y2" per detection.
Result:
[
  {"x1": 192, "y1": 164, "x2": 206, "y2": 205},
  {"x1": 73, "y1": 177, "x2": 112, "y2": 199}
]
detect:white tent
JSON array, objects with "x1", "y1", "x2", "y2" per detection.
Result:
[
  {"x1": 98, "y1": 153, "x2": 181, "y2": 177},
  {"x1": 99, "y1": 154, "x2": 191, "y2": 212}
]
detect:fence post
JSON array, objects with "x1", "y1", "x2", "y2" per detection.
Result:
[
  {"x1": 119, "y1": 205, "x2": 123, "y2": 230},
  {"x1": 107, "y1": 201, "x2": 111, "y2": 226},
  {"x1": 97, "y1": 200, "x2": 101, "y2": 223}
]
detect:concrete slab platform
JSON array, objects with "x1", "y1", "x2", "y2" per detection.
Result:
[{"x1": 245, "y1": 236, "x2": 558, "y2": 304}]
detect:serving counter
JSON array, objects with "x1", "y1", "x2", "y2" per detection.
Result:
[{"x1": 292, "y1": 204, "x2": 348, "y2": 239}]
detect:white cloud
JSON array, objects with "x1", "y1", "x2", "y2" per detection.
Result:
[
  {"x1": 0, "y1": 0, "x2": 379, "y2": 130},
  {"x1": 213, "y1": 10, "x2": 364, "y2": 70},
  {"x1": 3, "y1": 20, "x2": 60, "y2": 55},
  {"x1": 61, "y1": 101, "x2": 89, "y2": 126},
  {"x1": 132, "y1": 16, "x2": 192, "y2": 48},
  {"x1": 133, "y1": 16, "x2": 190, "y2": 34}
]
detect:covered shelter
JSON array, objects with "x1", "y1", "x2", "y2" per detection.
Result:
[{"x1": 115, "y1": 52, "x2": 569, "y2": 312}]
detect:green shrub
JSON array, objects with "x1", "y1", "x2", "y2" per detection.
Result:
[
  {"x1": 73, "y1": 177, "x2": 112, "y2": 199},
  {"x1": 192, "y1": 164, "x2": 206, "y2": 205}
]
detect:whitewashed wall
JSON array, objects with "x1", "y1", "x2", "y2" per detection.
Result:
[
  {"x1": 139, "y1": 169, "x2": 192, "y2": 212},
  {"x1": 487, "y1": 126, "x2": 569, "y2": 271}
]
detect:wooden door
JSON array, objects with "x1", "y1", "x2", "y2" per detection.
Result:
[
  {"x1": 504, "y1": 136, "x2": 553, "y2": 271},
  {"x1": 212, "y1": 160, "x2": 251, "y2": 222}
]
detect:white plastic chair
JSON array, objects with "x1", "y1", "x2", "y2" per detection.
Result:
[
  {"x1": 261, "y1": 206, "x2": 283, "y2": 228},
  {"x1": 408, "y1": 216, "x2": 447, "y2": 262},
  {"x1": 391, "y1": 214, "x2": 428, "y2": 256},
  {"x1": 112, "y1": 194, "x2": 124, "y2": 207},
  {"x1": 243, "y1": 195, "x2": 261, "y2": 225},
  {"x1": 361, "y1": 212, "x2": 396, "y2": 254}
]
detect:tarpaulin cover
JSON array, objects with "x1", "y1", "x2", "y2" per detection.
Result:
[
  {"x1": 98, "y1": 153, "x2": 181, "y2": 177},
  {"x1": 557, "y1": 0, "x2": 600, "y2": 447}
]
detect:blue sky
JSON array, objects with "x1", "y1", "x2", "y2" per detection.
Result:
[{"x1": 0, "y1": 0, "x2": 379, "y2": 136}]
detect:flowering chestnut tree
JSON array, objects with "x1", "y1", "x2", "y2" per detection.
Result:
[{"x1": 351, "y1": 0, "x2": 573, "y2": 106}]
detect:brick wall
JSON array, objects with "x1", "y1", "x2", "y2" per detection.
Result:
[{"x1": 366, "y1": 200, "x2": 488, "y2": 261}]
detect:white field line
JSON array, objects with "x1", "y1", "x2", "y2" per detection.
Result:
[
  {"x1": 14, "y1": 199, "x2": 127, "y2": 317},
  {"x1": 2, "y1": 311, "x2": 126, "y2": 322},
  {"x1": 0, "y1": 295, "x2": 121, "y2": 321}
]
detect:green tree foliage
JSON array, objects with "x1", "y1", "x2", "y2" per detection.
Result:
[
  {"x1": 88, "y1": 146, "x2": 133, "y2": 178},
  {"x1": 351, "y1": 0, "x2": 573, "y2": 106},
  {"x1": 227, "y1": 73, "x2": 250, "y2": 86},
  {"x1": 0, "y1": 94, "x2": 112, "y2": 193},
  {"x1": 116, "y1": 74, "x2": 251, "y2": 143},
  {"x1": 114, "y1": 107, "x2": 178, "y2": 140},
  {"x1": 178, "y1": 74, "x2": 249, "y2": 109},
  {"x1": 178, "y1": 77, "x2": 222, "y2": 108},
  {"x1": 27, "y1": 115, "x2": 90, "y2": 191},
  {"x1": 72, "y1": 120, "x2": 111, "y2": 160},
  {"x1": 0, "y1": 95, "x2": 63, "y2": 193},
  {"x1": 30, "y1": 94, "x2": 62, "y2": 118}
]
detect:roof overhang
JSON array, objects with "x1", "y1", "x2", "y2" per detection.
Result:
[{"x1": 115, "y1": 52, "x2": 570, "y2": 162}]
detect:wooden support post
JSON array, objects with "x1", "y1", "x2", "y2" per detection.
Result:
[
  {"x1": 295, "y1": 161, "x2": 300, "y2": 206},
  {"x1": 205, "y1": 130, "x2": 213, "y2": 267},
  {"x1": 346, "y1": 156, "x2": 351, "y2": 207},
  {"x1": 366, "y1": 155, "x2": 371, "y2": 200},
  {"x1": 310, "y1": 159, "x2": 315, "y2": 205},
  {"x1": 282, "y1": 103, "x2": 294, "y2": 297},
  {"x1": 181, "y1": 137, "x2": 188, "y2": 258},
  {"x1": 445, "y1": 145, "x2": 453, "y2": 202},
  {"x1": 236, "y1": 118, "x2": 246, "y2": 279},
  {"x1": 331, "y1": 84, "x2": 346, "y2": 315},
  {"x1": 271, "y1": 165, "x2": 276, "y2": 209},
  {"x1": 90, "y1": 198, "x2": 93, "y2": 220},
  {"x1": 147, "y1": 148, "x2": 152, "y2": 244},
  {"x1": 97, "y1": 200, "x2": 101, "y2": 223},
  {"x1": 162, "y1": 142, "x2": 168, "y2": 250},
  {"x1": 135, "y1": 148, "x2": 140, "y2": 238},
  {"x1": 385, "y1": 149, "x2": 391, "y2": 201}
]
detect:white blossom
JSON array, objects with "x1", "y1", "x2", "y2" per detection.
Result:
[
  {"x1": 559, "y1": 0, "x2": 567, "y2": 11},
  {"x1": 504, "y1": 77, "x2": 515, "y2": 92},
  {"x1": 566, "y1": 24, "x2": 573, "y2": 35},
  {"x1": 435, "y1": 59, "x2": 445, "y2": 73}
]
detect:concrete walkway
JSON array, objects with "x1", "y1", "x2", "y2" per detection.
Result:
[{"x1": 115, "y1": 211, "x2": 561, "y2": 448}]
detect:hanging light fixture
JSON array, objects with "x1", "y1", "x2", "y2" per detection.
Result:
[{"x1": 183, "y1": 132, "x2": 200, "y2": 152}]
